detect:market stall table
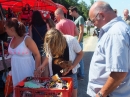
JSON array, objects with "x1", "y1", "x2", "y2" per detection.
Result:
[{"x1": 0, "y1": 55, "x2": 11, "y2": 71}]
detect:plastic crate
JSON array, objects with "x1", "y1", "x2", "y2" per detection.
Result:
[{"x1": 15, "y1": 77, "x2": 73, "y2": 97}]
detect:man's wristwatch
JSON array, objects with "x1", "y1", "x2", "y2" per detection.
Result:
[{"x1": 98, "y1": 92, "x2": 103, "y2": 97}]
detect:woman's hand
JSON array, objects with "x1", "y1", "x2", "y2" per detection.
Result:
[
  {"x1": 34, "y1": 65, "x2": 45, "y2": 77},
  {"x1": 63, "y1": 65, "x2": 74, "y2": 76},
  {"x1": 37, "y1": 65, "x2": 45, "y2": 75},
  {"x1": 34, "y1": 70, "x2": 41, "y2": 77}
]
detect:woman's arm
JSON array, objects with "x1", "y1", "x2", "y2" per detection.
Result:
[
  {"x1": 63, "y1": 50, "x2": 83, "y2": 76},
  {"x1": 25, "y1": 37, "x2": 41, "y2": 70},
  {"x1": 72, "y1": 50, "x2": 83, "y2": 68},
  {"x1": 37, "y1": 56, "x2": 49, "y2": 74}
]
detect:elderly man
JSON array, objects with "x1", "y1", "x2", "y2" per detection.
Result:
[
  {"x1": 54, "y1": 8, "x2": 79, "y2": 36},
  {"x1": 87, "y1": 1, "x2": 130, "y2": 97},
  {"x1": 123, "y1": 9, "x2": 130, "y2": 25}
]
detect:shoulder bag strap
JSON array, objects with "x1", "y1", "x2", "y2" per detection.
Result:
[{"x1": 33, "y1": 25, "x2": 44, "y2": 40}]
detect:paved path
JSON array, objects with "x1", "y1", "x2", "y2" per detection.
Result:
[{"x1": 78, "y1": 27, "x2": 98, "y2": 97}]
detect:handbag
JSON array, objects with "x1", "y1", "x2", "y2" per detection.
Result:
[
  {"x1": 0, "y1": 41, "x2": 13, "y2": 97},
  {"x1": 4, "y1": 71, "x2": 13, "y2": 97},
  {"x1": 1, "y1": 40, "x2": 8, "y2": 82}
]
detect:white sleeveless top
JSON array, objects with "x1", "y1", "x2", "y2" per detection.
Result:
[{"x1": 8, "y1": 35, "x2": 35, "y2": 87}]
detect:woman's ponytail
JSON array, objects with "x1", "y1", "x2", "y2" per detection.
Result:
[
  {"x1": 18, "y1": 22, "x2": 26, "y2": 37},
  {"x1": 5, "y1": 18, "x2": 26, "y2": 37}
]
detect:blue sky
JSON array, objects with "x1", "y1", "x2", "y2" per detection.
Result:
[{"x1": 79, "y1": 0, "x2": 130, "y2": 17}]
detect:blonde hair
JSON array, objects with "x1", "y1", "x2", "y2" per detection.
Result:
[{"x1": 44, "y1": 28, "x2": 66, "y2": 58}]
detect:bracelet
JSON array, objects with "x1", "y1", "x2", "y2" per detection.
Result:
[{"x1": 98, "y1": 92, "x2": 103, "y2": 97}]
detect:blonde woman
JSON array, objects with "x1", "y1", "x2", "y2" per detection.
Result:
[{"x1": 38, "y1": 28, "x2": 83, "y2": 97}]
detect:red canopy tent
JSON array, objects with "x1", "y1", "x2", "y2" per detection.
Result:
[
  {"x1": 0, "y1": 0, "x2": 68, "y2": 13},
  {"x1": 0, "y1": 0, "x2": 57, "y2": 12}
]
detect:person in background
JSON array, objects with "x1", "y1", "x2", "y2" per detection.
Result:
[
  {"x1": 24, "y1": 4, "x2": 31, "y2": 13},
  {"x1": 45, "y1": 18, "x2": 55, "y2": 30},
  {"x1": 38, "y1": 28, "x2": 83, "y2": 97},
  {"x1": 86, "y1": 18, "x2": 91, "y2": 35},
  {"x1": 123, "y1": 9, "x2": 130, "y2": 25},
  {"x1": 7, "y1": 8, "x2": 15, "y2": 20},
  {"x1": 68, "y1": 6, "x2": 85, "y2": 80},
  {"x1": 93, "y1": 26, "x2": 100, "y2": 37},
  {"x1": 54, "y1": 8, "x2": 79, "y2": 36},
  {"x1": 20, "y1": 4, "x2": 32, "y2": 26},
  {"x1": 4, "y1": 18, "x2": 41, "y2": 94},
  {"x1": 39, "y1": 10, "x2": 55, "y2": 30},
  {"x1": 87, "y1": 1, "x2": 130, "y2": 97},
  {"x1": 29, "y1": 10, "x2": 49, "y2": 77}
]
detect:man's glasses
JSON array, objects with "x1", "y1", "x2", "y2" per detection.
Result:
[{"x1": 91, "y1": 13, "x2": 99, "y2": 23}]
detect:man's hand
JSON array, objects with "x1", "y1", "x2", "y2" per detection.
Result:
[{"x1": 97, "y1": 72, "x2": 127, "y2": 97}]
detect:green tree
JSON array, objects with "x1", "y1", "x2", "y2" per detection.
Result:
[
  {"x1": 52, "y1": 0, "x2": 95, "y2": 20},
  {"x1": 90, "y1": 0, "x2": 95, "y2": 6},
  {"x1": 78, "y1": 1, "x2": 88, "y2": 20}
]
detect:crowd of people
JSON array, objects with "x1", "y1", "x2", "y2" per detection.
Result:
[
  {"x1": 2, "y1": 4, "x2": 85, "y2": 97},
  {"x1": 1, "y1": 1, "x2": 130, "y2": 97}
]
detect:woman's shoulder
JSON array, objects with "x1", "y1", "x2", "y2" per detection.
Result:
[
  {"x1": 64, "y1": 35, "x2": 76, "y2": 42},
  {"x1": 24, "y1": 35, "x2": 31, "y2": 41},
  {"x1": 64, "y1": 35, "x2": 74, "y2": 39},
  {"x1": 24, "y1": 35, "x2": 33, "y2": 45}
]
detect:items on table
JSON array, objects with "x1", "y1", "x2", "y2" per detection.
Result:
[{"x1": 21, "y1": 74, "x2": 69, "y2": 89}]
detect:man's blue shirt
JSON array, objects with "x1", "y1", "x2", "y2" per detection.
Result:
[{"x1": 87, "y1": 16, "x2": 130, "y2": 97}]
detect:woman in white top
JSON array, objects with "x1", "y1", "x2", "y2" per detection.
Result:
[
  {"x1": 4, "y1": 18, "x2": 41, "y2": 88},
  {"x1": 37, "y1": 28, "x2": 83, "y2": 97}
]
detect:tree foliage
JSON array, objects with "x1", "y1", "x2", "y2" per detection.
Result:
[{"x1": 52, "y1": 0, "x2": 95, "y2": 20}]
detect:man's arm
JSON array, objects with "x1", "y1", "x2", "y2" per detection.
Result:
[
  {"x1": 78, "y1": 24, "x2": 84, "y2": 42},
  {"x1": 96, "y1": 72, "x2": 127, "y2": 97},
  {"x1": 74, "y1": 27, "x2": 79, "y2": 36}
]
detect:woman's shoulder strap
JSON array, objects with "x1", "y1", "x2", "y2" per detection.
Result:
[{"x1": 23, "y1": 35, "x2": 30, "y2": 41}]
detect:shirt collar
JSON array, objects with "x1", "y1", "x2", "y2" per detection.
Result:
[
  {"x1": 124, "y1": 15, "x2": 130, "y2": 21},
  {"x1": 99, "y1": 16, "x2": 123, "y2": 39}
]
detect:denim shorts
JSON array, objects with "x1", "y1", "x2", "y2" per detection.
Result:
[{"x1": 67, "y1": 73, "x2": 78, "y2": 89}]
